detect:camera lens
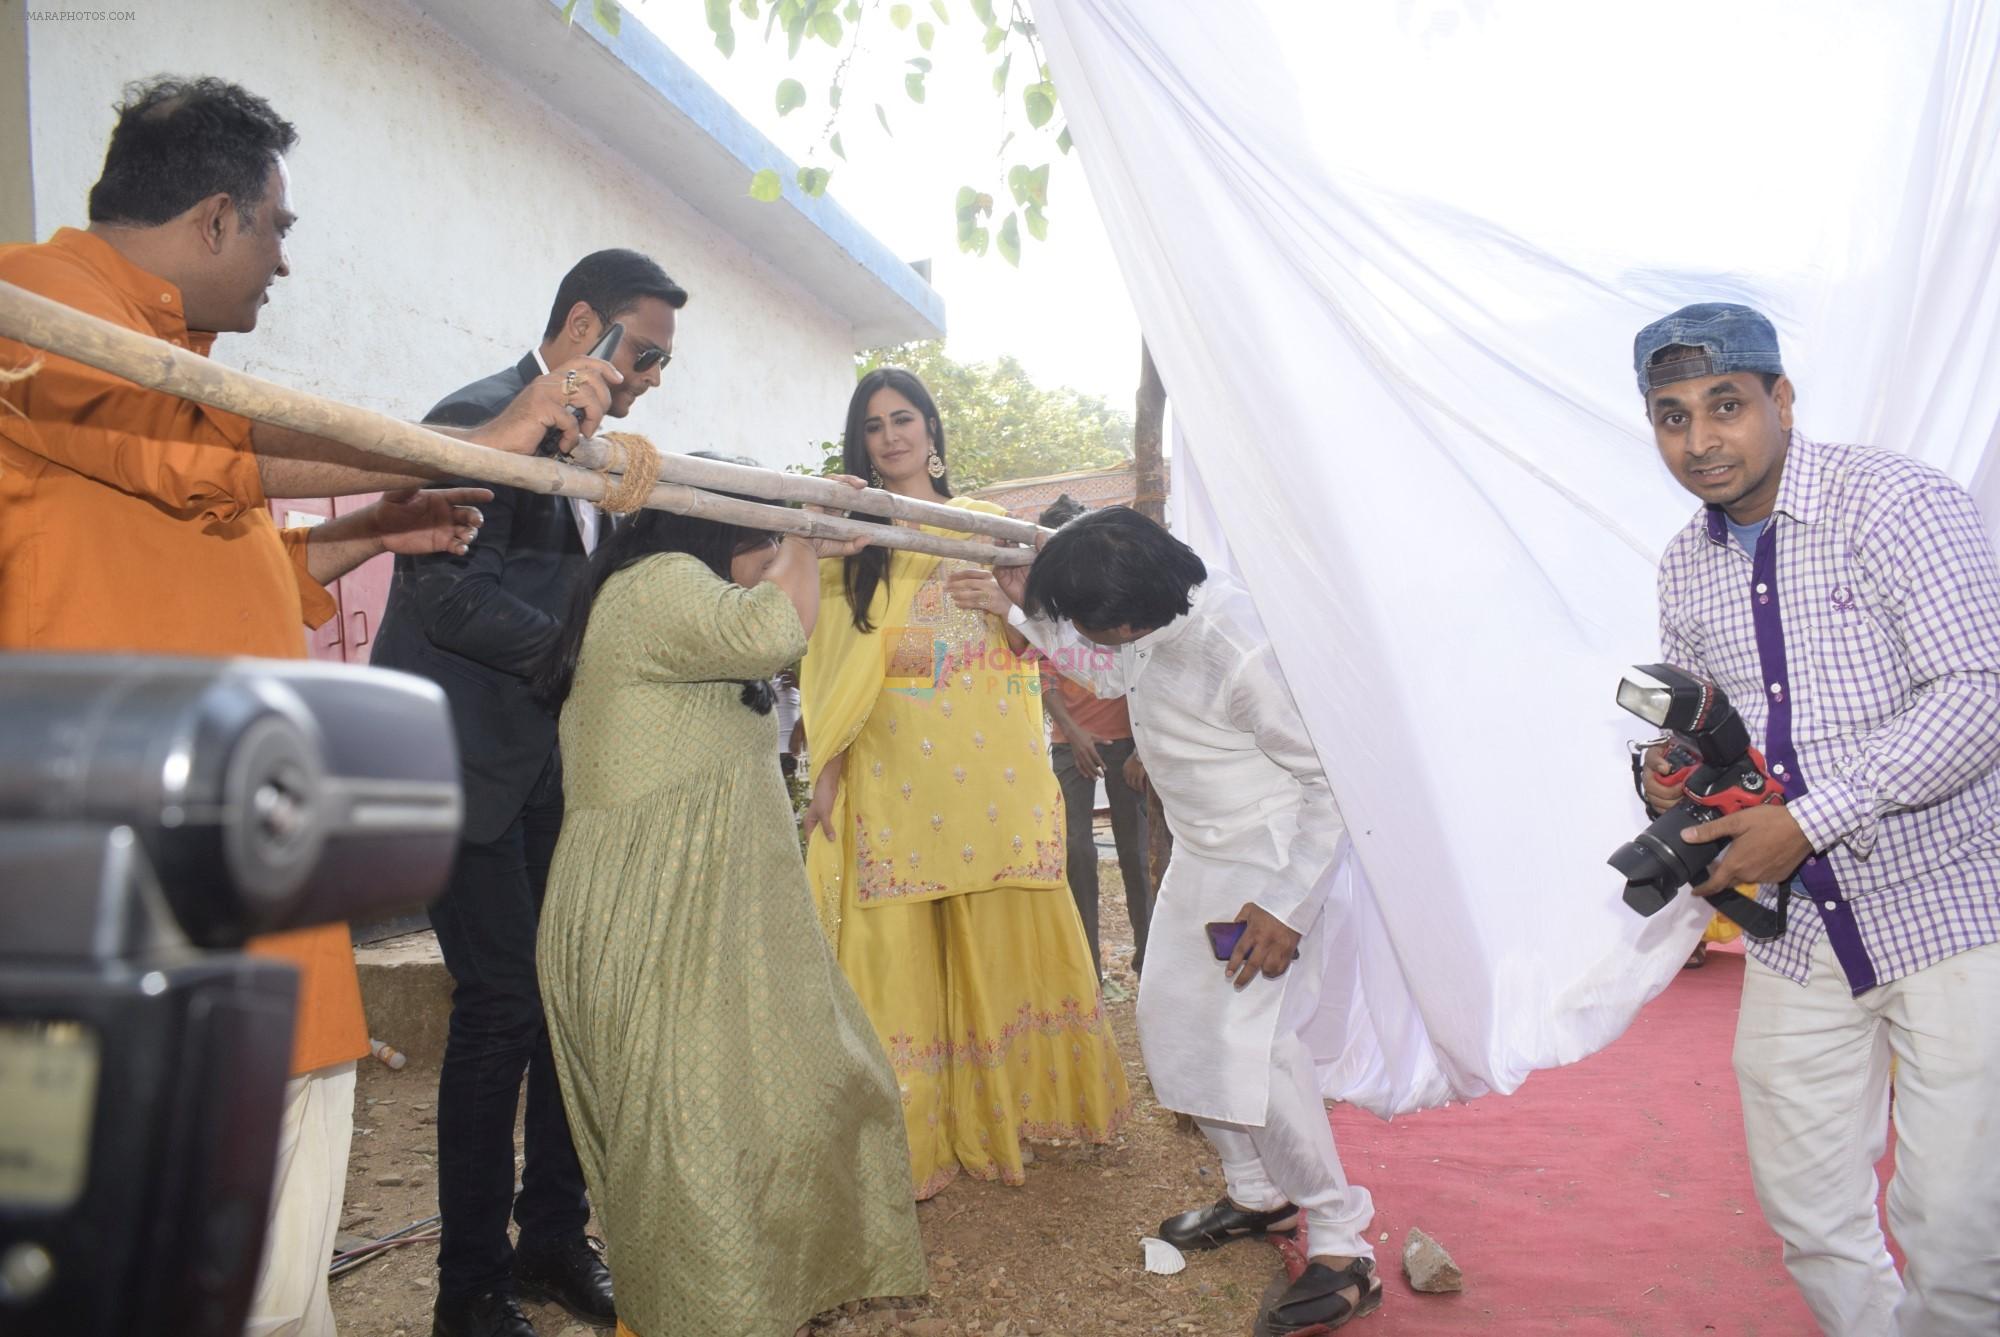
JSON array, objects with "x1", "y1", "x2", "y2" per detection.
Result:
[{"x1": 1609, "y1": 798, "x2": 1723, "y2": 918}]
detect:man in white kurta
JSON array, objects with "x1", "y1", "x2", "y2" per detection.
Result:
[{"x1": 962, "y1": 507, "x2": 1381, "y2": 1331}]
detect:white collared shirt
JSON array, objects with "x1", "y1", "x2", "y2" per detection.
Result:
[{"x1": 530, "y1": 348, "x2": 601, "y2": 555}]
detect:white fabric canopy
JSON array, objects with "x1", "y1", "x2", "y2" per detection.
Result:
[{"x1": 1037, "y1": 0, "x2": 2000, "y2": 1115}]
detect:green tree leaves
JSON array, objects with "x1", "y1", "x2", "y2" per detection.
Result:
[
  {"x1": 562, "y1": 0, "x2": 622, "y2": 36},
  {"x1": 1023, "y1": 79, "x2": 1057, "y2": 128},
  {"x1": 955, "y1": 184, "x2": 993, "y2": 256},
  {"x1": 1005, "y1": 162, "x2": 1049, "y2": 208},
  {"x1": 996, "y1": 212, "x2": 1021, "y2": 266},
  {"x1": 704, "y1": 0, "x2": 733, "y2": 54},
  {"x1": 682, "y1": 0, "x2": 1067, "y2": 261}
]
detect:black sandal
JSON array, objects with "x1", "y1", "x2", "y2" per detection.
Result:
[
  {"x1": 1158, "y1": 1196, "x2": 1301, "y2": 1251},
  {"x1": 1260, "y1": 1256, "x2": 1384, "y2": 1335}
]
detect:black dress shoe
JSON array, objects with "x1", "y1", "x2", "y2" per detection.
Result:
[
  {"x1": 512, "y1": 1236, "x2": 616, "y2": 1328},
  {"x1": 431, "y1": 1290, "x2": 539, "y2": 1337},
  {"x1": 1158, "y1": 1195, "x2": 1301, "y2": 1251}
]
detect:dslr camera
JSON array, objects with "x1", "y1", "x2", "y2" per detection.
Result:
[
  {"x1": 1607, "y1": 663, "x2": 1788, "y2": 940},
  {"x1": 0, "y1": 656, "x2": 462, "y2": 1336}
]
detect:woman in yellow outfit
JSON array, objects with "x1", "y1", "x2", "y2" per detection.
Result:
[{"x1": 801, "y1": 367, "x2": 1130, "y2": 1198}]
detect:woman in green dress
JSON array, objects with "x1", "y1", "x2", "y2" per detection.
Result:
[{"x1": 532, "y1": 483, "x2": 926, "y2": 1337}]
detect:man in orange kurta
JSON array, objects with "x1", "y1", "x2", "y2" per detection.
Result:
[
  {"x1": 0, "y1": 76, "x2": 616, "y2": 1336},
  {"x1": 0, "y1": 222, "x2": 375, "y2": 1072}
]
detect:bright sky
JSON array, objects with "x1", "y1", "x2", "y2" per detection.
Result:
[{"x1": 630, "y1": 2, "x2": 1143, "y2": 412}]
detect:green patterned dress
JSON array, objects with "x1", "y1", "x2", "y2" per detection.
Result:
[{"x1": 538, "y1": 553, "x2": 927, "y2": 1336}]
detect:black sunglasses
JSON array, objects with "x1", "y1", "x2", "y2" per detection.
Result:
[{"x1": 586, "y1": 308, "x2": 672, "y2": 374}]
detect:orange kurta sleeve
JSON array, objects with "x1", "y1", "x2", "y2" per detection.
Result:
[
  {"x1": 279, "y1": 526, "x2": 341, "y2": 629},
  {"x1": 0, "y1": 252, "x2": 264, "y2": 522}
]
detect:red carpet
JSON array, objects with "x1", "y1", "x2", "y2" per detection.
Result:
[{"x1": 1277, "y1": 946, "x2": 1899, "y2": 1335}]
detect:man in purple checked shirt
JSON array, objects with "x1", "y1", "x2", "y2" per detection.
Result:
[{"x1": 1633, "y1": 302, "x2": 2000, "y2": 1335}]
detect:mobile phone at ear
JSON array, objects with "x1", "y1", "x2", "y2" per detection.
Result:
[
  {"x1": 537, "y1": 321, "x2": 625, "y2": 456},
  {"x1": 585, "y1": 319, "x2": 625, "y2": 368}
]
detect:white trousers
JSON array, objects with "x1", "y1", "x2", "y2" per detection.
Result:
[
  {"x1": 1734, "y1": 935, "x2": 2000, "y2": 1337},
  {"x1": 1195, "y1": 1030, "x2": 1375, "y2": 1259},
  {"x1": 243, "y1": 1062, "x2": 357, "y2": 1337}
]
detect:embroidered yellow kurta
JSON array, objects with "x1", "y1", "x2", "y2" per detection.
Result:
[{"x1": 802, "y1": 498, "x2": 1130, "y2": 1197}]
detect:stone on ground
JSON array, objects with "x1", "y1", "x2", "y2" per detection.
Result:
[{"x1": 1402, "y1": 1226, "x2": 1463, "y2": 1293}]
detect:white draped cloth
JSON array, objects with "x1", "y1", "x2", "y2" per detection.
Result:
[
  {"x1": 1035, "y1": 0, "x2": 2000, "y2": 1115},
  {"x1": 1012, "y1": 574, "x2": 1344, "y2": 1124}
]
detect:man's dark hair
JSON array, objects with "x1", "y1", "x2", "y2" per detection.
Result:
[
  {"x1": 542, "y1": 248, "x2": 689, "y2": 339},
  {"x1": 1025, "y1": 507, "x2": 1206, "y2": 631},
  {"x1": 1038, "y1": 493, "x2": 1088, "y2": 528},
  {"x1": 1648, "y1": 343, "x2": 1780, "y2": 395},
  {"x1": 87, "y1": 76, "x2": 297, "y2": 227}
]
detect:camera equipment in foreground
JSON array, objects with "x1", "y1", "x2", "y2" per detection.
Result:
[
  {"x1": 1606, "y1": 663, "x2": 1788, "y2": 940},
  {"x1": 0, "y1": 656, "x2": 463, "y2": 1337}
]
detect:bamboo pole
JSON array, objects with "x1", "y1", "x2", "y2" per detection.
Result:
[
  {"x1": 0, "y1": 279, "x2": 1032, "y2": 566},
  {"x1": 568, "y1": 438, "x2": 1046, "y2": 546}
]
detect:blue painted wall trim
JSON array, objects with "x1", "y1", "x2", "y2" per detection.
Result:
[{"x1": 551, "y1": 0, "x2": 945, "y2": 336}]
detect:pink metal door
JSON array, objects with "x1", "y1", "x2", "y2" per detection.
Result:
[
  {"x1": 272, "y1": 498, "x2": 345, "y2": 661},
  {"x1": 331, "y1": 492, "x2": 389, "y2": 664}
]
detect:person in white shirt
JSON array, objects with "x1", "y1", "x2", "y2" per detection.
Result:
[
  {"x1": 772, "y1": 667, "x2": 804, "y2": 777},
  {"x1": 950, "y1": 507, "x2": 1381, "y2": 1333}
]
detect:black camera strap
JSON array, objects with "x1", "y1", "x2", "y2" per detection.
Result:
[{"x1": 1706, "y1": 884, "x2": 1788, "y2": 941}]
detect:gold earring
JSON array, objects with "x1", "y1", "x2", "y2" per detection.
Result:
[
  {"x1": 868, "y1": 465, "x2": 882, "y2": 487},
  {"x1": 925, "y1": 450, "x2": 946, "y2": 479}
]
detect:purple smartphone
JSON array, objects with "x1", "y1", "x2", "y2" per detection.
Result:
[
  {"x1": 1205, "y1": 919, "x2": 1301, "y2": 962},
  {"x1": 1205, "y1": 920, "x2": 1247, "y2": 960}
]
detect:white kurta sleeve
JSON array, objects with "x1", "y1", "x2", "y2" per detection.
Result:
[
  {"x1": 1007, "y1": 603, "x2": 1130, "y2": 696},
  {"x1": 1227, "y1": 645, "x2": 1346, "y2": 935}
]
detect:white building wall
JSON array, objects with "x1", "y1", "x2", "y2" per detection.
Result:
[{"x1": 22, "y1": 0, "x2": 856, "y2": 472}]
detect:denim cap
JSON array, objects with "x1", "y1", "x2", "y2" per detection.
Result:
[{"x1": 1632, "y1": 302, "x2": 1784, "y2": 395}]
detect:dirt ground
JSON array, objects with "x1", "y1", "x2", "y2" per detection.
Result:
[{"x1": 329, "y1": 855, "x2": 1288, "y2": 1337}]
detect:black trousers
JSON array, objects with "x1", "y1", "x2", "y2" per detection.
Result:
[
  {"x1": 429, "y1": 756, "x2": 589, "y2": 1300},
  {"x1": 1051, "y1": 736, "x2": 1153, "y2": 976}
]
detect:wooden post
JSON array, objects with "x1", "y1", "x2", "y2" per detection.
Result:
[
  {"x1": 1132, "y1": 339, "x2": 1175, "y2": 909},
  {"x1": 1133, "y1": 340, "x2": 1168, "y2": 523}
]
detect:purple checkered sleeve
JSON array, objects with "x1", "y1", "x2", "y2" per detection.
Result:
[{"x1": 1657, "y1": 435, "x2": 2000, "y2": 989}]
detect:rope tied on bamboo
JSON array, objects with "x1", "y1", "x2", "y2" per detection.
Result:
[
  {"x1": 0, "y1": 355, "x2": 42, "y2": 386},
  {"x1": 0, "y1": 357, "x2": 41, "y2": 456},
  {"x1": 598, "y1": 432, "x2": 662, "y2": 515}
]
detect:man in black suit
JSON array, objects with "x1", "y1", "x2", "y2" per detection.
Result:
[{"x1": 371, "y1": 249, "x2": 685, "y2": 1337}]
